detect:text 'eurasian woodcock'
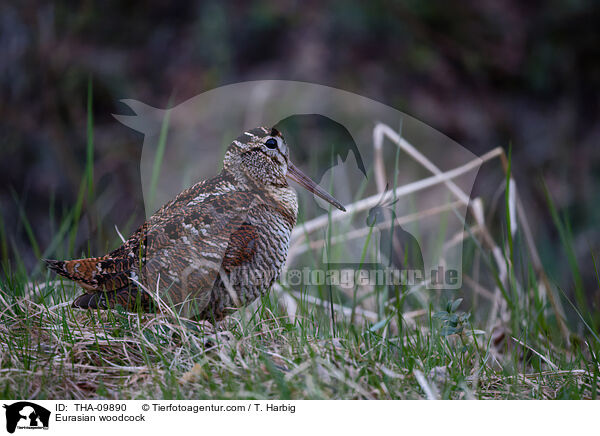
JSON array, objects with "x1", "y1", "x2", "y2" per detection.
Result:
[{"x1": 45, "y1": 127, "x2": 346, "y2": 320}]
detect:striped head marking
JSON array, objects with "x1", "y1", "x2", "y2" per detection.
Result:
[
  {"x1": 223, "y1": 126, "x2": 345, "y2": 211},
  {"x1": 223, "y1": 127, "x2": 290, "y2": 187}
]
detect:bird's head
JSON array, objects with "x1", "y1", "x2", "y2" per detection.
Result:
[{"x1": 224, "y1": 126, "x2": 346, "y2": 211}]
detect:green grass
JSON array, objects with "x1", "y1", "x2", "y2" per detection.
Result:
[
  {"x1": 0, "y1": 270, "x2": 597, "y2": 399},
  {"x1": 148, "y1": 98, "x2": 172, "y2": 214},
  {"x1": 0, "y1": 178, "x2": 598, "y2": 399}
]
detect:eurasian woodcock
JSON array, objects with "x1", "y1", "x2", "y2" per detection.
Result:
[{"x1": 45, "y1": 127, "x2": 346, "y2": 320}]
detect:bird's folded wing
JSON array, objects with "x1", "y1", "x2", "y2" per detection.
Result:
[{"x1": 141, "y1": 188, "x2": 265, "y2": 317}]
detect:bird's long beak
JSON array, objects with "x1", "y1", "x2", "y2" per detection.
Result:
[{"x1": 287, "y1": 162, "x2": 346, "y2": 212}]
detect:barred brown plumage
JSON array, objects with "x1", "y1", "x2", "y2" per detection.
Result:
[{"x1": 45, "y1": 126, "x2": 346, "y2": 320}]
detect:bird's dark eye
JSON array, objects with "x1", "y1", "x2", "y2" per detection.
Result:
[{"x1": 265, "y1": 138, "x2": 278, "y2": 149}]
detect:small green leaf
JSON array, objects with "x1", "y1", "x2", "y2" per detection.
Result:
[
  {"x1": 441, "y1": 326, "x2": 457, "y2": 336},
  {"x1": 451, "y1": 298, "x2": 463, "y2": 312},
  {"x1": 433, "y1": 311, "x2": 449, "y2": 320}
]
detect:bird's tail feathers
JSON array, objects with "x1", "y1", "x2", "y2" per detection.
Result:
[{"x1": 44, "y1": 257, "x2": 106, "y2": 290}]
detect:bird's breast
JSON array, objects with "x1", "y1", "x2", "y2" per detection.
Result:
[{"x1": 247, "y1": 186, "x2": 298, "y2": 266}]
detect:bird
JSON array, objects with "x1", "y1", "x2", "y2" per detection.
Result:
[{"x1": 45, "y1": 126, "x2": 346, "y2": 320}]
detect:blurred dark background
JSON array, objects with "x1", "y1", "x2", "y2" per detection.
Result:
[{"x1": 1, "y1": 1, "x2": 599, "y2": 297}]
